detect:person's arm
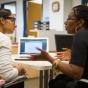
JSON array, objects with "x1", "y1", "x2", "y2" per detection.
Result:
[
  {"x1": 29, "y1": 47, "x2": 83, "y2": 80},
  {"x1": 13, "y1": 63, "x2": 26, "y2": 76},
  {"x1": 54, "y1": 61, "x2": 84, "y2": 80},
  {"x1": 53, "y1": 32, "x2": 86, "y2": 80},
  {"x1": 0, "y1": 35, "x2": 26, "y2": 81}
]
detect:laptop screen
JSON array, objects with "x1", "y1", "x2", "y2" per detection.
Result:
[
  {"x1": 55, "y1": 34, "x2": 73, "y2": 51},
  {"x1": 18, "y1": 37, "x2": 49, "y2": 55}
]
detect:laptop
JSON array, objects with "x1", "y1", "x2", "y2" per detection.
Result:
[
  {"x1": 15, "y1": 37, "x2": 49, "y2": 60},
  {"x1": 55, "y1": 34, "x2": 73, "y2": 52}
]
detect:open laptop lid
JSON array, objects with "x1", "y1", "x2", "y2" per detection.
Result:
[
  {"x1": 18, "y1": 37, "x2": 49, "y2": 57},
  {"x1": 55, "y1": 34, "x2": 73, "y2": 51}
]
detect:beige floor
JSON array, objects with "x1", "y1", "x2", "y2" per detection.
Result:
[
  {"x1": 24, "y1": 77, "x2": 40, "y2": 88},
  {"x1": 24, "y1": 75, "x2": 56, "y2": 88}
]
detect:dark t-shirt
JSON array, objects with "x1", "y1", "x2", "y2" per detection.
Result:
[{"x1": 70, "y1": 29, "x2": 88, "y2": 79}]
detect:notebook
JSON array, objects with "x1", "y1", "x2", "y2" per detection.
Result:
[
  {"x1": 15, "y1": 37, "x2": 49, "y2": 60},
  {"x1": 3, "y1": 75, "x2": 28, "y2": 88},
  {"x1": 55, "y1": 34, "x2": 73, "y2": 51}
]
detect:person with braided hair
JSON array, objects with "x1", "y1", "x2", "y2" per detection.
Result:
[{"x1": 29, "y1": 5, "x2": 88, "y2": 88}]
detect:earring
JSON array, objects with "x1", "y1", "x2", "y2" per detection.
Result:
[
  {"x1": 75, "y1": 26, "x2": 84, "y2": 33},
  {"x1": 75, "y1": 26, "x2": 78, "y2": 33}
]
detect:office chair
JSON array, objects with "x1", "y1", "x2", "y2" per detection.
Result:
[{"x1": 77, "y1": 78, "x2": 88, "y2": 87}]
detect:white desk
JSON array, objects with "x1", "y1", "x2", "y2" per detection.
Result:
[
  {"x1": 12, "y1": 53, "x2": 69, "y2": 88},
  {"x1": 11, "y1": 53, "x2": 55, "y2": 88}
]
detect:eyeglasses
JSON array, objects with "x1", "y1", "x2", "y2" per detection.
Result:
[
  {"x1": 4, "y1": 17, "x2": 16, "y2": 24},
  {"x1": 67, "y1": 18, "x2": 79, "y2": 20}
]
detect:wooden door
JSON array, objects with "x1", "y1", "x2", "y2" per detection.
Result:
[{"x1": 27, "y1": 2, "x2": 42, "y2": 36}]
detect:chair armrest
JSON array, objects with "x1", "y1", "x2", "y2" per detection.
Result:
[{"x1": 79, "y1": 79, "x2": 88, "y2": 83}]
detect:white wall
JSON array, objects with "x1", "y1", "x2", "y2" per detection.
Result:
[
  {"x1": 43, "y1": 0, "x2": 71, "y2": 31},
  {"x1": 0, "y1": 0, "x2": 23, "y2": 42},
  {"x1": 49, "y1": 0, "x2": 64, "y2": 31},
  {"x1": 42, "y1": 0, "x2": 49, "y2": 22},
  {"x1": 64, "y1": 0, "x2": 81, "y2": 29},
  {"x1": 72, "y1": 0, "x2": 81, "y2": 6},
  {"x1": 64, "y1": 0, "x2": 72, "y2": 21},
  {"x1": 43, "y1": 0, "x2": 64, "y2": 31},
  {"x1": 16, "y1": 0, "x2": 23, "y2": 41},
  {"x1": 43, "y1": 0, "x2": 81, "y2": 31}
]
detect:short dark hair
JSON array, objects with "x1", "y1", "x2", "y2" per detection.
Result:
[
  {"x1": 0, "y1": 8, "x2": 11, "y2": 18},
  {"x1": 72, "y1": 5, "x2": 88, "y2": 28}
]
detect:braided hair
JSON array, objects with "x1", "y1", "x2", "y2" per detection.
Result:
[
  {"x1": 0, "y1": 8, "x2": 11, "y2": 18},
  {"x1": 72, "y1": 5, "x2": 88, "y2": 28}
]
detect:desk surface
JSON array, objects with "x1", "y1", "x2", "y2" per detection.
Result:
[
  {"x1": 12, "y1": 53, "x2": 69, "y2": 70},
  {"x1": 12, "y1": 53, "x2": 53, "y2": 70}
]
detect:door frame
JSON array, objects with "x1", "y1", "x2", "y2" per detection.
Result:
[{"x1": 23, "y1": 0, "x2": 43, "y2": 37}]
